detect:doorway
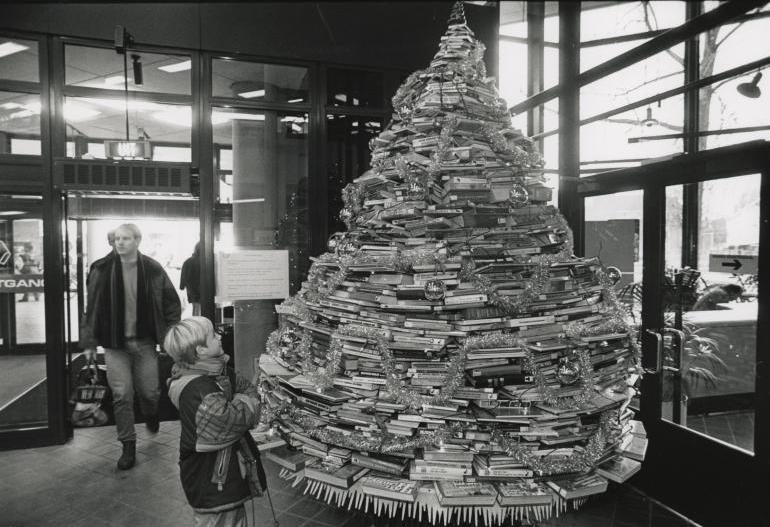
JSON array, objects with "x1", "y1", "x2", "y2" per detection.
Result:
[
  {"x1": 63, "y1": 192, "x2": 201, "y2": 427},
  {"x1": 579, "y1": 141, "x2": 770, "y2": 526}
]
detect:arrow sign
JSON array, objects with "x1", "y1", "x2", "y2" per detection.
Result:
[
  {"x1": 721, "y1": 258, "x2": 742, "y2": 271},
  {"x1": 709, "y1": 253, "x2": 757, "y2": 275}
]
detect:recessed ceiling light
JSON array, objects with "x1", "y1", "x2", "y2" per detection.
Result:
[
  {"x1": 0, "y1": 211, "x2": 26, "y2": 216},
  {"x1": 0, "y1": 42, "x2": 29, "y2": 58},
  {"x1": 158, "y1": 60, "x2": 191, "y2": 73},
  {"x1": 104, "y1": 75, "x2": 125, "y2": 86},
  {"x1": 288, "y1": 98, "x2": 304, "y2": 103},
  {"x1": 238, "y1": 89, "x2": 265, "y2": 99}
]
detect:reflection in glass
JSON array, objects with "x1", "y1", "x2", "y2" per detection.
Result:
[
  {"x1": 0, "y1": 91, "x2": 41, "y2": 155},
  {"x1": 212, "y1": 60, "x2": 309, "y2": 104},
  {"x1": 0, "y1": 37, "x2": 39, "y2": 83},
  {"x1": 64, "y1": 97, "x2": 191, "y2": 160},
  {"x1": 327, "y1": 115, "x2": 383, "y2": 236},
  {"x1": 212, "y1": 108, "x2": 310, "y2": 295},
  {"x1": 65, "y1": 45, "x2": 191, "y2": 95},
  {"x1": 327, "y1": 68, "x2": 383, "y2": 108},
  {"x1": 0, "y1": 195, "x2": 48, "y2": 431}
]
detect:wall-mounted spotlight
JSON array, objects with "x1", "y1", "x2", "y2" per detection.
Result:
[
  {"x1": 131, "y1": 54, "x2": 143, "y2": 86},
  {"x1": 737, "y1": 72, "x2": 762, "y2": 99}
]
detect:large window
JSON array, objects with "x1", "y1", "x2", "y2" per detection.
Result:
[
  {"x1": 0, "y1": 91, "x2": 41, "y2": 155},
  {"x1": 0, "y1": 36, "x2": 41, "y2": 155},
  {"x1": 212, "y1": 59, "x2": 309, "y2": 104},
  {"x1": 0, "y1": 37, "x2": 39, "y2": 83},
  {"x1": 212, "y1": 107, "x2": 310, "y2": 294},
  {"x1": 65, "y1": 45, "x2": 191, "y2": 95}
]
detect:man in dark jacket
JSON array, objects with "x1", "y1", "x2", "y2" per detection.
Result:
[{"x1": 80, "y1": 223, "x2": 181, "y2": 470}]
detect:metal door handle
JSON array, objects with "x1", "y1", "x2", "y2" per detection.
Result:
[
  {"x1": 644, "y1": 329, "x2": 663, "y2": 375},
  {"x1": 662, "y1": 327, "x2": 686, "y2": 374}
]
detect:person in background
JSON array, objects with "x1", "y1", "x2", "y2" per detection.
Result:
[
  {"x1": 16, "y1": 242, "x2": 41, "y2": 301},
  {"x1": 164, "y1": 316, "x2": 265, "y2": 527},
  {"x1": 180, "y1": 242, "x2": 202, "y2": 316},
  {"x1": 692, "y1": 283, "x2": 744, "y2": 311},
  {"x1": 86, "y1": 229, "x2": 116, "y2": 286},
  {"x1": 80, "y1": 223, "x2": 181, "y2": 470}
]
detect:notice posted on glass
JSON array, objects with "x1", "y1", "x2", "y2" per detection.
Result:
[{"x1": 215, "y1": 250, "x2": 289, "y2": 302}]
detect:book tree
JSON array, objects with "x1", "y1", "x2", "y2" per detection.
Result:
[{"x1": 258, "y1": 3, "x2": 645, "y2": 525}]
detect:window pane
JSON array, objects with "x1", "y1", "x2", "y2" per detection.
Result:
[
  {"x1": 580, "y1": 94, "x2": 684, "y2": 170},
  {"x1": 327, "y1": 68, "x2": 383, "y2": 108},
  {"x1": 64, "y1": 96, "x2": 191, "y2": 160},
  {"x1": 65, "y1": 45, "x2": 191, "y2": 95},
  {"x1": 499, "y1": 40, "x2": 528, "y2": 131},
  {"x1": 697, "y1": 15, "x2": 770, "y2": 150},
  {"x1": 212, "y1": 108, "x2": 309, "y2": 295},
  {"x1": 212, "y1": 59, "x2": 309, "y2": 104},
  {"x1": 0, "y1": 91, "x2": 41, "y2": 155},
  {"x1": 327, "y1": 115, "x2": 383, "y2": 235},
  {"x1": 581, "y1": 1, "x2": 686, "y2": 42},
  {"x1": 580, "y1": 45, "x2": 684, "y2": 119},
  {"x1": 697, "y1": 174, "x2": 760, "y2": 281},
  {"x1": 0, "y1": 37, "x2": 39, "y2": 83},
  {"x1": 699, "y1": 80, "x2": 770, "y2": 149}
]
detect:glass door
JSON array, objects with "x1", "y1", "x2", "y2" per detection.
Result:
[
  {"x1": 0, "y1": 194, "x2": 49, "y2": 434},
  {"x1": 580, "y1": 142, "x2": 770, "y2": 526},
  {"x1": 638, "y1": 172, "x2": 765, "y2": 527}
]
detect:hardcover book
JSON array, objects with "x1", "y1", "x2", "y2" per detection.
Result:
[
  {"x1": 433, "y1": 480, "x2": 498, "y2": 506},
  {"x1": 596, "y1": 455, "x2": 642, "y2": 484},
  {"x1": 496, "y1": 480, "x2": 555, "y2": 506},
  {"x1": 360, "y1": 475, "x2": 421, "y2": 502},
  {"x1": 546, "y1": 473, "x2": 608, "y2": 499}
]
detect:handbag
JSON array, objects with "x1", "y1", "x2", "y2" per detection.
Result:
[
  {"x1": 70, "y1": 355, "x2": 111, "y2": 427},
  {"x1": 73, "y1": 356, "x2": 109, "y2": 403}
]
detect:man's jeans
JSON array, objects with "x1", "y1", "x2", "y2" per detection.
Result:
[{"x1": 105, "y1": 338, "x2": 159, "y2": 442}]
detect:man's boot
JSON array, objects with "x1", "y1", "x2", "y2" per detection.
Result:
[{"x1": 117, "y1": 440, "x2": 136, "y2": 470}]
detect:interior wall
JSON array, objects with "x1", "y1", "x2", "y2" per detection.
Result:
[{"x1": 1, "y1": 2, "x2": 499, "y2": 76}]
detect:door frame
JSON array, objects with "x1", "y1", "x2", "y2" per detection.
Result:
[{"x1": 578, "y1": 140, "x2": 770, "y2": 525}]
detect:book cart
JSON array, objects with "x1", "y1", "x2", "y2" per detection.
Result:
[{"x1": 256, "y1": 3, "x2": 647, "y2": 525}]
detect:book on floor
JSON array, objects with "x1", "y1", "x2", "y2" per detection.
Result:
[
  {"x1": 546, "y1": 473, "x2": 608, "y2": 500},
  {"x1": 495, "y1": 480, "x2": 555, "y2": 506},
  {"x1": 433, "y1": 480, "x2": 498, "y2": 506},
  {"x1": 360, "y1": 474, "x2": 421, "y2": 502},
  {"x1": 596, "y1": 455, "x2": 642, "y2": 484}
]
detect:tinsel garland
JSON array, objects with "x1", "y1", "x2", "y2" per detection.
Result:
[
  {"x1": 342, "y1": 183, "x2": 365, "y2": 214},
  {"x1": 489, "y1": 409, "x2": 618, "y2": 476},
  {"x1": 524, "y1": 346, "x2": 596, "y2": 409},
  {"x1": 301, "y1": 257, "x2": 350, "y2": 304},
  {"x1": 261, "y1": 395, "x2": 619, "y2": 475},
  {"x1": 305, "y1": 334, "x2": 343, "y2": 391}
]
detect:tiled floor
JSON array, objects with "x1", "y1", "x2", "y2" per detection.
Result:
[
  {"x1": 0, "y1": 421, "x2": 699, "y2": 527},
  {"x1": 687, "y1": 410, "x2": 754, "y2": 452}
]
